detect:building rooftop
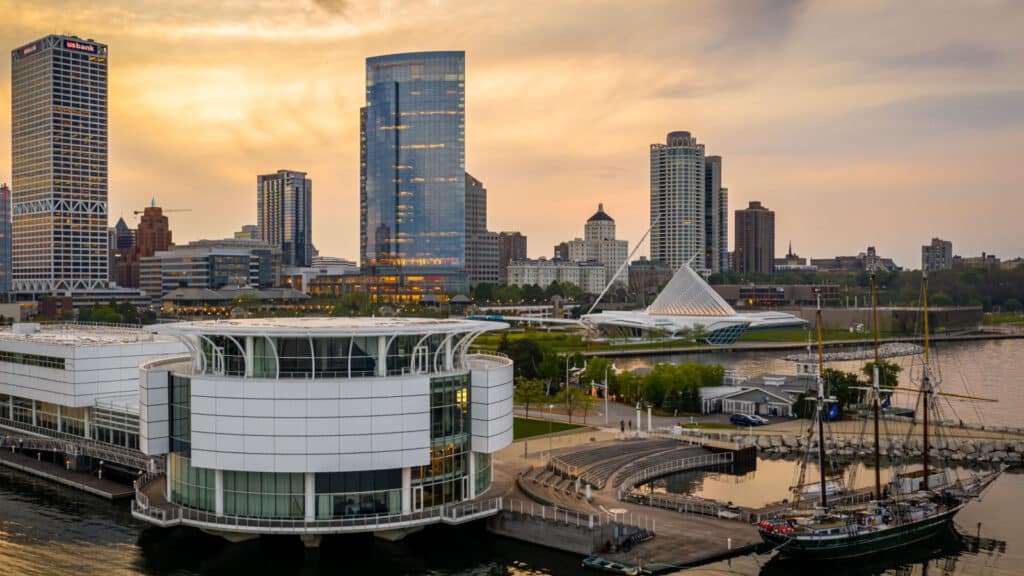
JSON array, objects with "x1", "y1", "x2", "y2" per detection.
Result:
[
  {"x1": 149, "y1": 317, "x2": 508, "y2": 337},
  {"x1": 0, "y1": 323, "x2": 176, "y2": 346},
  {"x1": 587, "y1": 203, "x2": 614, "y2": 222}
]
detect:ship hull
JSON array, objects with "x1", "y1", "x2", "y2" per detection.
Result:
[{"x1": 759, "y1": 506, "x2": 960, "y2": 560}]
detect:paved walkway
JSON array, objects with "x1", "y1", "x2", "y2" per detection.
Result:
[
  {"x1": 0, "y1": 448, "x2": 134, "y2": 499},
  {"x1": 516, "y1": 405, "x2": 1024, "y2": 441},
  {"x1": 490, "y1": 429, "x2": 760, "y2": 569}
]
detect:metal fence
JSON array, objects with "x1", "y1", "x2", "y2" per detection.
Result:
[
  {"x1": 617, "y1": 452, "x2": 734, "y2": 499},
  {"x1": 0, "y1": 418, "x2": 158, "y2": 471}
]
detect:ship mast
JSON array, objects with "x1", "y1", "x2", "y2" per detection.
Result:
[
  {"x1": 922, "y1": 272, "x2": 931, "y2": 491},
  {"x1": 871, "y1": 273, "x2": 882, "y2": 500},
  {"x1": 816, "y1": 294, "x2": 828, "y2": 508}
]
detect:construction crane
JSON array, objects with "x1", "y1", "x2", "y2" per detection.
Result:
[{"x1": 133, "y1": 198, "x2": 192, "y2": 215}]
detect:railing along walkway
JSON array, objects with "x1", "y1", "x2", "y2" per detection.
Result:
[
  {"x1": 616, "y1": 452, "x2": 734, "y2": 499},
  {"x1": 0, "y1": 418, "x2": 158, "y2": 471}
]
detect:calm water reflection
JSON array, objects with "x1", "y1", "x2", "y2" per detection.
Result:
[{"x1": 616, "y1": 339, "x2": 1024, "y2": 428}]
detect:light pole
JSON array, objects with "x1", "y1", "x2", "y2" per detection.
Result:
[
  {"x1": 603, "y1": 365, "x2": 610, "y2": 425},
  {"x1": 548, "y1": 404, "x2": 554, "y2": 453}
]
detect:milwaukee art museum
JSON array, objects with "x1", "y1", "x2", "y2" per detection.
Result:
[
  {"x1": 582, "y1": 264, "x2": 806, "y2": 344},
  {"x1": 131, "y1": 317, "x2": 512, "y2": 546}
]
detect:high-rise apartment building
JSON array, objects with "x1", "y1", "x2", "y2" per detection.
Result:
[
  {"x1": 498, "y1": 232, "x2": 528, "y2": 284},
  {"x1": 922, "y1": 238, "x2": 953, "y2": 271},
  {"x1": 234, "y1": 224, "x2": 259, "y2": 240},
  {"x1": 11, "y1": 35, "x2": 109, "y2": 293},
  {"x1": 650, "y1": 132, "x2": 706, "y2": 272},
  {"x1": 0, "y1": 184, "x2": 10, "y2": 293},
  {"x1": 361, "y1": 51, "x2": 467, "y2": 296},
  {"x1": 734, "y1": 201, "x2": 775, "y2": 275},
  {"x1": 257, "y1": 170, "x2": 312, "y2": 268},
  {"x1": 704, "y1": 156, "x2": 729, "y2": 273},
  {"x1": 464, "y1": 173, "x2": 499, "y2": 287}
]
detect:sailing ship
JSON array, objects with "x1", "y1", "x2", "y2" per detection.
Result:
[{"x1": 757, "y1": 274, "x2": 1003, "y2": 559}]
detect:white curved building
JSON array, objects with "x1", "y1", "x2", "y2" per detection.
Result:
[
  {"x1": 584, "y1": 263, "x2": 806, "y2": 343},
  {"x1": 132, "y1": 317, "x2": 512, "y2": 545}
]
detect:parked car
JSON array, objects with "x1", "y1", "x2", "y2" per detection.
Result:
[
  {"x1": 729, "y1": 413, "x2": 759, "y2": 426},
  {"x1": 748, "y1": 414, "x2": 770, "y2": 425}
]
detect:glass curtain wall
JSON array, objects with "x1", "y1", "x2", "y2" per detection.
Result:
[
  {"x1": 169, "y1": 374, "x2": 191, "y2": 455},
  {"x1": 474, "y1": 453, "x2": 491, "y2": 496},
  {"x1": 223, "y1": 470, "x2": 304, "y2": 519},
  {"x1": 169, "y1": 452, "x2": 215, "y2": 512},
  {"x1": 412, "y1": 374, "x2": 471, "y2": 508},
  {"x1": 362, "y1": 52, "x2": 468, "y2": 292},
  {"x1": 314, "y1": 470, "x2": 401, "y2": 518}
]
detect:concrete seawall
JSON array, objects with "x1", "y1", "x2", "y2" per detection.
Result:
[{"x1": 486, "y1": 512, "x2": 629, "y2": 556}]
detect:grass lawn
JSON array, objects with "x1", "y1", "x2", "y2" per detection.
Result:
[
  {"x1": 472, "y1": 330, "x2": 701, "y2": 354},
  {"x1": 513, "y1": 417, "x2": 584, "y2": 439}
]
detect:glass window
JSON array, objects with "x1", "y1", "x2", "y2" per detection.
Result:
[
  {"x1": 276, "y1": 338, "x2": 312, "y2": 378},
  {"x1": 349, "y1": 336, "x2": 378, "y2": 377},
  {"x1": 168, "y1": 452, "x2": 215, "y2": 512},
  {"x1": 169, "y1": 374, "x2": 191, "y2": 456},
  {"x1": 223, "y1": 470, "x2": 305, "y2": 519}
]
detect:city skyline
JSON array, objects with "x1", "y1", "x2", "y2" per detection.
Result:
[{"x1": 2, "y1": 2, "x2": 1024, "y2": 269}]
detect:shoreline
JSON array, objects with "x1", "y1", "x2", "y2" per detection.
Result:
[{"x1": 581, "y1": 332, "x2": 1023, "y2": 358}]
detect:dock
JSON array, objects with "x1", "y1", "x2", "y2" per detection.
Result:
[{"x1": 0, "y1": 447, "x2": 135, "y2": 500}]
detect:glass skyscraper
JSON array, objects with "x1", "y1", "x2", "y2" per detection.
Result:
[
  {"x1": 11, "y1": 35, "x2": 109, "y2": 293},
  {"x1": 361, "y1": 51, "x2": 467, "y2": 297},
  {"x1": 257, "y1": 170, "x2": 312, "y2": 268}
]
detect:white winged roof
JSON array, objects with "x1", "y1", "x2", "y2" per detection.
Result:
[{"x1": 646, "y1": 263, "x2": 736, "y2": 317}]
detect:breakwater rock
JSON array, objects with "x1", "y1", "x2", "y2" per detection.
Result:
[
  {"x1": 738, "y1": 434, "x2": 1024, "y2": 464},
  {"x1": 784, "y1": 342, "x2": 923, "y2": 362}
]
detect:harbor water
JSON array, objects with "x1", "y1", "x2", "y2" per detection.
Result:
[{"x1": 0, "y1": 339, "x2": 1019, "y2": 575}]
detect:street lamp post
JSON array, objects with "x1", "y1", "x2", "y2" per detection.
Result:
[
  {"x1": 603, "y1": 365, "x2": 610, "y2": 425},
  {"x1": 548, "y1": 404, "x2": 554, "y2": 453}
]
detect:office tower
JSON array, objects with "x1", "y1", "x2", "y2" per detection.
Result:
[
  {"x1": 565, "y1": 204, "x2": 629, "y2": 288},
  {"x1": 110, "y1": 217, "x2": 134, "y2": 287},
  {"x1": 113, "y1": 217, "x2": 135, "y2": 250},
  {"x1": 464, "y1": 173, "x2": 499, "y2": 287},
  {"x1": 734, "y1": 201, "x2": 775, "y2": 275},
  {"x1": 704, "y1": 156, "x2": 729, "y2": 273},
  {"x1": 922, "y1": 238, "x2": 953, "y2": 271},
  {"x1": 234, "y1": 224, "x2": 259, "y2": 240},
  {"x1": 361, "y1": 51, "x2": 467, "y2": 295},
  {"x1": 498, "y1": 232, "x2": 528, "y2": 284},
  {"x1": 650, "y1": 131, "x2": 706, "y2": 272},
  {"x1": 257, "y1": 170, "x2": 312, "y2": 268},
  {"x1": 11, "y1": 35, "x2": 109, "y2": 293},
  {"x1": 0, "y1": 184, "x2": 10, "y2": 293},
  {"x1": 140, "y1": 239, "x2": 281, "y2": 302}
]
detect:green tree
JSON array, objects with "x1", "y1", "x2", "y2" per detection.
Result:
[
  {"x1": 861, "y1": 360, "x2": 902, "y2": 388},
  {"x1": 1005, "y1": 298, "x2": 1022, "y2": 313},
  {"x1": 580, "y1": 357, "x2": 615, "y2": 390},
  {"x1": 562, "y1": 386, "x2": 583, "y2": 424},
  {"x1": 690, "y1": 324, "x2": 709, "y2": 343},
  {"x1": 514, "y1": 378, "x2": 545, "y2": 419},
  {"x1": 499, "y1": 336, "x2": 544, "y2": 379},
  {"x1": 577, "y1": 389, "x2": 596, "y2": 424}
]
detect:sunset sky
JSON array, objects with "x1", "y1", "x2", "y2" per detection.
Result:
[{"x1": 2, "y1": 0, "x2": 1023, "y2": 269}]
